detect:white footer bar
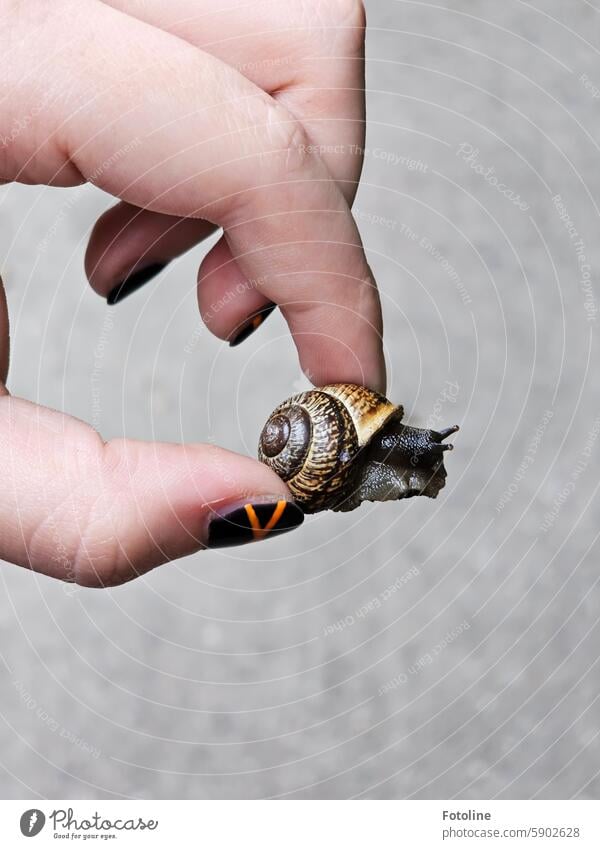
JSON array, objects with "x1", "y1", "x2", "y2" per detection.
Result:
[{"x1": 1, "y1": 800, "x2": 598, "y2": 847}]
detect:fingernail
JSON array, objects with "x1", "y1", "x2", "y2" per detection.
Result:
[
  {"x1": 229, "y1": 304, "x2": 276, "y2": 347},
  {"x1": 206, "y1": 499, "x2": 304, "y2": 549},
  {"x1": 107, "y1": 262, "x2": 167, "y2": 305}
]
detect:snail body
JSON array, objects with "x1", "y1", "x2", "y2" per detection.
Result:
[{"x1": 258, "y1": 383, "x2": 458, "y2": 513}]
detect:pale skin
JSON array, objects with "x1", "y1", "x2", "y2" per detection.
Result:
[{"x1": 0, "y1": 0, "x2": 385, "y2": 585}]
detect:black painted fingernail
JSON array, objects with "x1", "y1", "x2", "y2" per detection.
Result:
[
  {"x1": 107, "y1": 262, "x2": 167, "y2": 305},
  {"x1": 229, "y1": 304, "x2": 276, "y2": 347},
  {"x1": 207, "y1": 499, "x2": 304, "y2": 548}
]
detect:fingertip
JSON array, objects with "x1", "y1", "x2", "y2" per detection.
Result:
[
  {"x1": 87, "y1": 441, "x2": 298, "y2": 583},
  {"x1": 106, "y1": 262, "x2": 167, "y2": 305},
  {"x1": 85, "y1": 202, "x2": 215, "y2": 298},
  {"x1": 283, "y1": 301, "x2": 387, "y2": 395},
  {"x1": 197, "y1": 236, "x2": 274, "y2": 342},
  {"x1": 204, "y1": 498, "x2": 304, "y2": 549},
  {"x1": 228, "y1": 303, "x2": 276, "y2": 346}
]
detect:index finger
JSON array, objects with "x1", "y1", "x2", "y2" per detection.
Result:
[{"x1": 57, "y1": 1, "x2": 385, "y2": 391}]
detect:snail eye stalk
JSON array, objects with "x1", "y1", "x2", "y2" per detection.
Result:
[{"x1": 436, "y1": 425, "x2": 460, "y2": 442}]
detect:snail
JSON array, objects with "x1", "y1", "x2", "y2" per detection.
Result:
[{"x1": 258, "y1": 383, "x2": 459, "y2": 514}]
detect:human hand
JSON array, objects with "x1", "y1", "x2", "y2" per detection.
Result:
[{"x1": 0, "y1": 0, "x2": 384, "y2": 585}]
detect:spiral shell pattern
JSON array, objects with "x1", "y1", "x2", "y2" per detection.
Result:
[{"x1": 258, "y1": 384, "x2": 402, "y2": 512}]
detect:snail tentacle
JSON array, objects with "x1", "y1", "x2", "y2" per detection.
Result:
[{"x1": 349, "y1": 421, "x2": 459, "y2": 508}]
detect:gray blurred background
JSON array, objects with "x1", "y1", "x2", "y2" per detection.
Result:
[{"x1": 1, "y1": 0, "x2": 599, "y2": 799}]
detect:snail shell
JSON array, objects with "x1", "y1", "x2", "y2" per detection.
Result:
[{"x1": 258, "y1": 383, "x2": 458, "y2": 513}]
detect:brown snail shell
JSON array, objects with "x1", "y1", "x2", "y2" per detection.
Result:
[{"x1": 258, "y1": 383, "x2": 458, "y2": 514}]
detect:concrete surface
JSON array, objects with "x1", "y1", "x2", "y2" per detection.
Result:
[{"x1": 0, "y1": 0, "x2": 599, "y2": 799}]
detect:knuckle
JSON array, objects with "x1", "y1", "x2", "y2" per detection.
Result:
[
  {"x1": 71, "y1": 530, "x2": 120, "y2": 588},
  {"x1": 24, "y1": 437, "x2": 109, "y2": 586},
  {"x1": 61, "y1": 442, "x2": 139, "y2": 588},
  {"x1": 71, "y1": 441, "x2": 141, "y2": 587},
  {"x1": 71, "y1": 497, "x2": 130, "y2": 588},
  {"x1": 221, "y1": 102, "x2": 317, "y2": 222},
  {"x1": 73, "y1": 503, "x2": 128, "y2": 589},
  {"x1": 266, "y1": 105, "x2": 313, "y2": 177}
]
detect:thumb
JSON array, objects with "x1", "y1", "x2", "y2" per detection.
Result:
[{"x1": 0, "y1": 395, "x2": 302, "y2": 587}]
